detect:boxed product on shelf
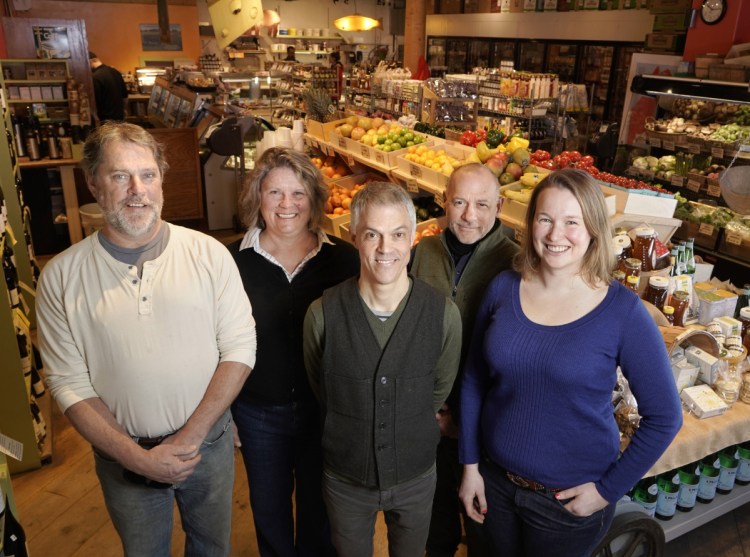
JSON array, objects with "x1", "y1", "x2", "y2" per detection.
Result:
[
  {"x1": 680, "y1": 384, "x2": 728, "y2": 419},
  {"x1": 610, "y1": 213, "x2": 681, "y2": 244},
  {"x1": 598, "y1": 183, "x2": 678, "y2": 219},
  {"x1": 306, "y1": 117, "x2": 349, "y2": 141}
]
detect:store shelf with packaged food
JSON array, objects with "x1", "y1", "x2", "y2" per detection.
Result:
[
  {"x1": 219, "y1": 70, "x2": 294, "y2": 127},
  {"x1": 1, "y1": 59, "x2": 71, "y2": 125},
  {"x1": 420, "y1": 78, "x2": 479, "y2": 129},
  {"x1": 266, "y1": 30, "x2": 347, "y2": 62}
]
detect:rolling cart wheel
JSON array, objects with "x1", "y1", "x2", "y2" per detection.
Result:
[{"x1": 590, "y1": 512, "x2": 665, "y2": 557}]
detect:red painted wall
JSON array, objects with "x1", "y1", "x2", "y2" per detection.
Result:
[
  {"x1": 0, "y1": 2, "x2": 200, "y2": 73},
  {"x1": 683, "y1": 0, "x2": 749, "y2": 60}
]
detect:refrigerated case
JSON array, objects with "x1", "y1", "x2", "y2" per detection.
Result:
[
  {"x1": 427, "y1": 37, "x2": 447, "y2": 75},
  {"x1": 518, "y1": 41, "x2": 545, "y2": 73},
  {"x1": 490, "y1": 40, "x2": 517, "y2": 69},
  {"x1": 446, "y1": 38, "x2": 469, "y2": 74},
  {"x1": 467, "y1": 39, "x2": 491, "y2": 71},
  {"x1": 546, "y1": 43, "x2": 578, "y2": 82}
]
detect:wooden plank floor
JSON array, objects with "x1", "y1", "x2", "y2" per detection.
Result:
[
  {"x1": 11, "y1": 400, "x2": 750, "y2": 556},
  {"x1": 10, "y1": 402, "x2": 414, "y2": 556}
]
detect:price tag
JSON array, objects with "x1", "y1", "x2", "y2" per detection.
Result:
[
  {"x1": 0, "y1": 431, "x2": 23, "y2": 461},
  {"x1": 409, "y1": 163, "x2": 423, "y2": 179},
  {"x1": 686, "y1": 179, "x2": 701, "y2": 192},
  {"x1": 325, "y1": 144, "x2": 335, "y2": 157},
  {"x1": 432, "y1": 192, "x2": 445, "y2": 209},
  {"x1": 670, "y1": 175, "x2": 685, "y2": 187},
  {"x1": 308, "y1": 138, "x2": 319, "y2": 150},
  {"x1": 711, "y1": 146, "x2": 724, "y2": 159},
  {"x1": 374, "y1": 151, "x2": 386, "y2": 165},
  {"x1": 337, "y1": 137, "x2": 347, "y2": 150},
  {"x1": 345, "y1": 154, "x2": 355, "y2": 168},
  {"x1": 726, "y1": 232, "x2": 742, "y2": 246},
  {"x1": 650, "y1": 138, "x2": 662, "y2": 149},
  {"x1": 662, "y1": 140, "x2": 676, "y2": 151},
  {"x1": 688, "y1": 143, "x2": 701, "y2": 154},
  {"x1": 707, "y1": 183, "x2": 722, "y2": 197},
  {"x1": 599, "y1": 124, "x2": 608, "y2": 133},
  {"x1": 634, "y1": 139, "x2": 649, "y2": 149},
  {"x1": 360, "y1": 145, "x2": 369, "y2": 158},
  {"x1": 405, "y1": 179, "x2": 419, "y2": 194},
  {"x1": 698, "y1": 223, "x2": 715, "y2": 236}
]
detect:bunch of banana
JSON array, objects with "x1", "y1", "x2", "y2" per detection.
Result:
[
  {"x1": 519, "y1": 173, "x2": 545, "y2": 187},
  {"x1": 503, "y1": 188, "x2": 533, "y2": 203}
]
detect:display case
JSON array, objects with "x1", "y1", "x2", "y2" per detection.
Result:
[
  {"x1": 219, "y1": 70, "x2": 294, "y2": 127},
  {"x1": 147, "y1": 76, "x2": 205, "y2": 128}
]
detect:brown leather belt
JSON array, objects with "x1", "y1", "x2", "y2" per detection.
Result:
[
  {"x1": 133, "y1": 435, "x2": 168, "y2": 449},
  {"x1": 505, "y1": 471, "x2": 563, "y2": 494}
]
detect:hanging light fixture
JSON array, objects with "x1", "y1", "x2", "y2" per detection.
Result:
[{"x1": 334, "y1": 1, "x2": 380, "y2": 31}]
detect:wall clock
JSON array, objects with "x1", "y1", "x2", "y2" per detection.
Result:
[{"x1": 700, "y1": 0, "x2": 726, "y2": 25}]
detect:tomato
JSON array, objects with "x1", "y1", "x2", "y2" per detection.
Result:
[
  {"x1": 538, "y1": 160, "x2": 558, "y2": 170},
  {"x1": 567, "y1": 150, "x2": 582, "y2": 163},
  {"x1": 580, "y1": 155, "x2": 595, "y2": 167},
  {"x1": 533, "y1": 149, "x2": 551, "y2": 161},
  {"x1": 556, "y1": 155, "x2": 570, "y2": 169}
]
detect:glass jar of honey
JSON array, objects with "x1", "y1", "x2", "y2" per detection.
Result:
[
  {"x1": 670, "y1": 290, "x2": 690, "y2": 327},
  {"x1": 622, "y1": 258, "x2": 642, "y2": 279},
  {"x1": 613, "y1": 234, "x2": 632, "y2": 262},
  {"x1": 644, "y1": 276, "x2": 669, "y2": 310},
  {"x1": 632, "y1": 226, "x2": 657, "y2": 272},
  {"x1": 663, "y1": 305, "x2": 675, "y2": 325},
  {"x1": 626, "y1": 275, "x2": 640, "y2": 294},
  {"x1": 612, "y1": 270, "x2": 626, "y2": 285},
  {"x1": 739, "y1": 307, "x2": 750, "y2": 350}
]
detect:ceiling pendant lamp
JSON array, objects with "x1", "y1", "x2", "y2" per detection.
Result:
[{"x1": 334, "y1": 1, "x2": 380, "y2": 32}]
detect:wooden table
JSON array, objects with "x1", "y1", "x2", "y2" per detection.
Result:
[{"x1": 19, "y1": 155, "x2": 84, "y2": 244}]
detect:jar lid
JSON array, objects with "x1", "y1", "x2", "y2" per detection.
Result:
[
  {"x1": 635, "y1": 226, "x2": 656, "y2": 237},
  {"x1": 613, "y1": 234, "x2": 631, "y2": 248},
  {"x1": 740, "y1": 307, "x2": 750, "y2": 319},
  {"x1": 672, "y1": 290, "x2": 690, "y2": 301},
  {"x1": 649, "y1": 276, "x2": 669, "y2": 288},
  {"x1": 613, "y1": 270, "x2": 626, "y2": 279},
  {"x1": 626, "y1": 275, "x2": 639, "y2": 284},
  {"x1": 663, "y1": 305, "x2": 675, "y2": 315},
  {"x1": 624, "y1": 257, "x2": 642, "y2": 269}
]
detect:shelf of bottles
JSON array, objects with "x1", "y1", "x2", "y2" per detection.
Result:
[
  {"x1": 630, "y1": 443, "x2": 750, "y2": 542},
  {"x1": 0, "y1": 66, "x2": 48, "y2": 471}
]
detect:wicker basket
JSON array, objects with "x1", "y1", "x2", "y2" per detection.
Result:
[{"x1": 444, "y1": 128, "x2": 463, "y2": 142}]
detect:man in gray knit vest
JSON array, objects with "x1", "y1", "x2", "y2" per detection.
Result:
[{"x1": 303, "y1": 181, "x2": 462, "y2": 557}]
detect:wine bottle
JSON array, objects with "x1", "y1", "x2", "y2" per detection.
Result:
[
  {"x1": 3, "y1": 240, "x2": 20, "y2": 308},
  {"x1": 3, "y1": 496, "x2": 29, "y2": 557}
]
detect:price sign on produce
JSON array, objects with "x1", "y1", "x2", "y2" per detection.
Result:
[
  {"x1": 345, "y1": 154, "x2": 355, "y2": 168},
  {"x1": 650, "y1": 138, "x2": 662, "y2": 149},
  {"x1": 374, "y1": 151, "x2": 386, "y2": 165},
  {"x1": 707, "y1": 183, "x2": 721, "y2": 197},
  {"x1": 337, "y1": 137, "x2": 347, "y2": 150},
  {"x1": 711, "y1": 147, "x2": 724, "y2": 159},
  {"x1": 688, "y1": 143, "x2": 701, "y2": 154},
  {"x1": 409, "y1": 163, "x2": 423, "y2": 179},
  {"x1": 405, "y1": 179, "x2": 419, "y2": 194},
  {"x1": 726, "y1": 233, "x2": 742, "y2": 246},
  {"x1": 670, "y1": 176, "x2": 685, "y2": 187},
  {"x1": 663, "y1": 140, "x2": 675, "y2": 151},
  {"x1": 360, "y1": 145, "x2": 369, "y2": 158},
  {"x1": 698, "y1": 223, "x2": 715, "y2": 236},
  {"x1": 686, "y1": 179, "x2": 701, "y2": 192}
]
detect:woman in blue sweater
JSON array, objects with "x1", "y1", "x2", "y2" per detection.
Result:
[
  {"x1": 229, "y1": 148, "x2": 359, "y2": 557},
  {"x1": 458, "y1": 168, "x2": 682, "y2": 557}
]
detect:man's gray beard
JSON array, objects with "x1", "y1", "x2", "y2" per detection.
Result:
[{"x1": 103, "y1": 202, "x2": 162, "y2": 238}]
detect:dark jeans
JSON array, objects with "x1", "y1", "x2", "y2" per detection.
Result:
[
  {"x1": 426, "y1": 437, "x2": 490, "y2": 557},
  {"x1": 480, "y1": 459, "x2": 616, "y2": 557},
  {"x1": 232, "y1": 399, "x2": 335, "y2": 557}
]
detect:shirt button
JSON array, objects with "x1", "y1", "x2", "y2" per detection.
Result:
[
  {"x1": 142, "y1": 296, "x2": 147, "y2": 301},
  {"x1": 379, "y1": 400, "x2": 387, "y2": 407},
  {"x1": 132, "y1": 279, "x2": 138, "y2": 284},
  {"x1": 380, "y1": 376, "x2": 387, "y2": 385},
  {"x1": 379, "y1": 422, "x2": 386, "y2": 430}
]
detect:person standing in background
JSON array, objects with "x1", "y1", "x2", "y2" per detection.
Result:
[
  {"x1": 37, "y1": 122, "x2": 256, "y2": 557},
  {"x1": 89, "y1": 51, "x2": 129, "y2": 123},
  {"x1": 458, "y1": 169, "x2": 682, "y2": 557},
  {"x1": 284, "y1": 46, "x2": 299, "y2": 62},
  {"x1": 304, "y1": 181, "x2": 462, "y2": 557},
  {"x1": 410, "y1": 163, "x2": 518, "y2": 557},
  {"x1": 229, "y1": 147, "x2": 359, "y2": 557},
  {"x1": 330, "y1": 51, "x2": 344, "y2": 100}
]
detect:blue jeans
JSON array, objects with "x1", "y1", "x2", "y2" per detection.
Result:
[
  {"x1": 480, "y1": 459, "x2": 616, "y2": 557},
  {"x1": 94, "y1": 411, "x2": 234, "y2": 557},
  {"x1": 322, "y1": 469, "x2": 437, "y2": 557},
  {"x1": 232, "y1": 399, "x2": 334, "y2": 557}
]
